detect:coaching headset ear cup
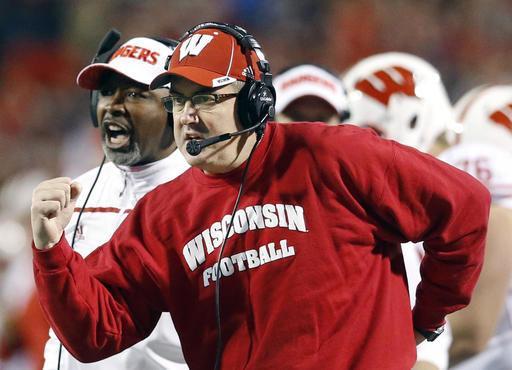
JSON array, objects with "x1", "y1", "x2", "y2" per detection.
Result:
[{"x1": 236, "y1": 81, "x2": 276, "y2": 129}]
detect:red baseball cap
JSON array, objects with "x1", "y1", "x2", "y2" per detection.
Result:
[{"x1": 150, "y1": 28, "x2": 261, "y2": 89}]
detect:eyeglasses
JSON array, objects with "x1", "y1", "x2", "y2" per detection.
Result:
[{"x1": 161, "y1": 93, "x2": 238, "y2": 113}]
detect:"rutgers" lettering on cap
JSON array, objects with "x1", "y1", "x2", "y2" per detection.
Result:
[{"x1": 110, "y1": 45, "x2": 160, "y2": 65}]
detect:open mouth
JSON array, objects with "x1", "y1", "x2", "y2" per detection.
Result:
[
  {"x1": 104, "y1": 122, "x2": 132, "y2": 149},
  {"x1": 185, "y1": 133, "x2": 203, "y2": 142}
]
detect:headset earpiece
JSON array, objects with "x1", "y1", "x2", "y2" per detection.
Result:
[
  {"x1": 88, "y1": 29, "x2": 121, "y2": 127},
  {"x1": 236, "y1": 81, "x2": 275, "y2": 129}
]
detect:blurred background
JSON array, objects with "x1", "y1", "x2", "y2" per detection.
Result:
[{"x1": 0, "y1": 0, "x2": 511, "y2": 369}]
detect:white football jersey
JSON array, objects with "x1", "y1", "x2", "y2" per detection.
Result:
[
  {"x1": 43, "y1": 150, "x2": 190, "y2": 370},
  {"x1": 439, "y1": 142, "x2": 512, "y2": 209},
  {"x1": 439, "y1": 142, "x2": 512, "y2": 370}
]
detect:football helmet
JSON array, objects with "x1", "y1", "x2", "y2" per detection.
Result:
[
  {"x1": 454, "y1": 84, "x2": 512, "y2": 155},
  {"x1": 342, "y1": 52, "x2": 457, "y2": 152}
]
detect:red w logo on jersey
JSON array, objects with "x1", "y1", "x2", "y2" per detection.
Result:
[
  {"x1": 355, "y1": 66, "x2": 417, "y2": 106},
  {"x1": 489, "y1": 103, "x2": 512, "y2": 133}
]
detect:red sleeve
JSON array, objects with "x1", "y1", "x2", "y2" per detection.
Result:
[
  {"x1": 32, "y1": 196, "x2": 169, "y2": 362},
  {"x1": 365, "y1": 138, "x2": 491, "y2": 330},
  {"x1": 307, "y1": 124, "x2": 490, "y2": 330}
]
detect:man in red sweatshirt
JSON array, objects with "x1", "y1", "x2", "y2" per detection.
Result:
[{"x1": 31, "y1": 22, "x2": 491, "y2": 370}]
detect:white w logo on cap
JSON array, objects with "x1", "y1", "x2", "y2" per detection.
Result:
[{"x1": 179, "y1": 34, "x2": 214, "y2": 61}]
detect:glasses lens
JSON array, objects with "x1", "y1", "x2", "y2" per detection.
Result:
[
  {"x1": 192, "y1": 95, "x2": 216, "y2": 109},
  {"x1": 170, "y1": 95, "x2": 186, "y2": 112}
]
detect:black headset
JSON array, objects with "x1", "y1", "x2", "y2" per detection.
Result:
[
  {"x1": 89, "y1": 29, "x2": 178, "y2": 127},
  {"x1": 175, "y1": 22, "x2": 276, "y2": 131}
]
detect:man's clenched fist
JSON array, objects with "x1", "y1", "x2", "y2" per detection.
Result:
[{"x1": 31, "y1": 177, "x2": 82, "y2": 250}]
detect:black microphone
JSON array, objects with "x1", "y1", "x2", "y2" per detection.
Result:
[
  {"x1": 186, "y1": 133, "x2": 231, "y2": 156},
  {"x1": 185, "y1": 111, "x2": 270, "y2": 156}
]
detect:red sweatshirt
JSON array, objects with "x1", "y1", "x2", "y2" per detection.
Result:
[{"x1": 33, "y1": 122, "x2": 490, "y2": 370}]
